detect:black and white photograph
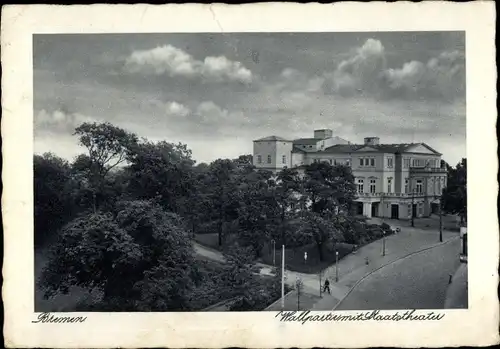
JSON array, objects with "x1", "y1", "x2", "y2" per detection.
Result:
[
  {"x1": 33, "y1": 31, "x2": 468, "y2": 313},
  {"x1": 2, "y1": 3, "x2": 497, "y2": 349}
]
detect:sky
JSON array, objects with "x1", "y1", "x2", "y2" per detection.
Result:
[{"x1": 33, "y1": 32, "x2": 466, "y2": 165}]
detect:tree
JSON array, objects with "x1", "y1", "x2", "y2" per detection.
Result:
[
  {"x1": 34, "y1": 153, "x2": 76, "y2": 246},
  {"x1": 274, "y1": 167, "x2": 301, "y2": 245},
  {"x1": 125, "y1": 140, "x2": 195, "y2": 214},
  {"x1": 236, "y1": 178, "x2": 277, "y2": 257},
  {"x1": 303, "y1": 162, "x2": 357, "y2": 217},
  {"x1": 205, "y1": 159, "x2": 239, "y2": 246},
  {"x1": 297, "y1": 211, "x2": 344, "y2": 262},
  {"x1": 442, "y1": 158, "x2": 467, "y2": 224},
  {"x1": 73, "y1": 122, "x2": 138, "y2": 211},
  {"x1": 40, "y1": 200, "x2": 197, "y2": 311}
]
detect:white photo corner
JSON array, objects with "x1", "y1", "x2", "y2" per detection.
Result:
[{"x1": 1, "y1": 2, "x2": 498, "y2": 348}]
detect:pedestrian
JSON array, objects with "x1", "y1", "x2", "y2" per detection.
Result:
[{"x1": 323, "y1": 278, "x2": 331, "y2": 294}]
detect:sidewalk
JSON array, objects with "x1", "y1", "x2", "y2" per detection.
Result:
[
  {"x1": 311, "y1": 220, "x2": 460, "y2": 310},
  {"x1": 444, "y1": 263, "x2": 468, "y2": 308}
]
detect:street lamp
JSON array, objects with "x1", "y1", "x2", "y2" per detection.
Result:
[
  {"x1": 335, "y1": 251, "x2": 339, "y2": 282},
  {"x1": 382, "y1": 230, "x2": 386, "y2": 256},
  {"x1": 271, "y1": 239, "x2": 276, "y2": 266},
  {"x1": 411, "y1": 188, "x2": 415, "y2": 227}
]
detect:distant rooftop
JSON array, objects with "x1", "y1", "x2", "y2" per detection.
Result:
[
  {"x1": 293, "y1": 138, "x2": 319, "y2": 145},
  {"x1": 254, "y1": 135, "x2": 291, "y2": 142},
  {"x1": 324, "y1": 142, "x2": 440, "y2": 154}
]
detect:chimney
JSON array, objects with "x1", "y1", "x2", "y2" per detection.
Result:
[
  {"x1": 364, "y1": 137, "x2": 380, "y2": 146},
  {"x1": 314, "y1": 129, "x2": 333, "y2": 139}
]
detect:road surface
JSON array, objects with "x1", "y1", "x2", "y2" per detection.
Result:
[{"x1": 335, "y1": 238, "x2": 463, "y2": 310}]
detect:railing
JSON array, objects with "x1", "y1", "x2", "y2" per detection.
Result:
[
  {"x1": 356, "y1": 191, "x2": 426, "y2": 198},
  {"x1": 410, "y1": 166, "x2": 447, "y2": 173}
]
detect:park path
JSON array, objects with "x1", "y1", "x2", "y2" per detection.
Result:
[{"x1": 193, "y1": 216, "x2": 461, "y2": 311}]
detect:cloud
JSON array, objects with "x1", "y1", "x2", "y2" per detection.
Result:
[
  {"x1": 165, "y1": 101, "x2": 191, "y2": 117},
  {"x1": 35, "y1": 109, "x2": 95, "y2": 135},
  {"x1": 382, "y1": 50, "x2": 465, "y2": 101},
  {"x1": 322, "y1": 38, "x2": 465, "y2": 102},
  {"x1": 124, "y1": 44, "x2": 252, "y2": 84}
]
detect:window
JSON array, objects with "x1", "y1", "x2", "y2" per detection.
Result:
[
  {"x1": 329, "y1": 159, "x2": 333, "y2": 165},
  {"x1": 387, "y1": 178, "x2": 392, "y2": 193},
  {"x1": 387, "y1": 157, "x2": 394, "y2": 168},
  {"x1": 357, "y1": 179, "x2": 364, "y2": 193},
  {"x1": 404, "y1": 178, "x2": 409, "y2": 193},
  {"x1": 282, "y1": 155, "x2": 286, "y2": 164},
  {"x1": 346, "y1": 159, "x2": 351, "y2": 167},
  {"x1": 257, "y1": 155, "x2": 262, "y2": 164},
  {"x1": 314, "y1": 159, "x2": 319, "y2": 163},
  {"x1": 359, "y1": 158, "x2": 364, "y2": 166},
  {"x1": 418, "y1": 203, "x2": 424, "y2": 215},
  {"x1": 333, "y1": 159, "x2": 337, "y2": 166},
  {"x1": 370, "y1": 179, "x2": 376, "y2": 194},
  {"x1": 404, "y1": 158, "x2": 410, "y2": 168},
  {"x1": 267, "y1": 155, "x2": 272, "y2": 164},
  {"x1": 416, "y1": 180, "x2": 423, "y2": 194},
  {"x1": 437, "y1": 177, "x2": 442, "y2": 194},
  {"x1": 370, "y1": 158, "x2": 375, "y2": 167}
]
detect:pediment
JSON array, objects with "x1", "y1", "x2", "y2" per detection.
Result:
[{"x1": 405, "y1": 143, "x2": 439, "y2": 155}]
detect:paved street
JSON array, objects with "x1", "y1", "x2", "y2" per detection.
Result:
[
  {"x1": 335, "y1": 238, "x2": 462, "y2": 310},
  {"x1": 193, "y1": 217, "x2": 463, "y2": 311}
]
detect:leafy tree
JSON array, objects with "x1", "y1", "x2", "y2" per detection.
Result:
[
  {"x1": 34, "y1": 153, "x2": 76, "y2": 246},
  {"x1": 204, "y1": 159, "x2": 239, "y2": 246},
  {"x1": 297, "y1": 211, "x2": 344, "y2": 262},
  {"x1": 442, "y1": 158, "x2": 467, "y2": 223},
  {"x1": 125, "y1": 140, "x2": 195, "y2": 214},
  {"x1": 73, "y1": 122, "x2": 138, "y2": 211},
  {"x1": 274, "y1": 167, "x2": 302, "y2": 245},
  {"x1": 40, "y1": 200, "x2": 197, "y2": 311},
  {"x1": 236, "y1": 178, "x2": 278, "y2": 257},
  {"x1": 303, "y1": 162, "x2": 356, "y2": 217}
]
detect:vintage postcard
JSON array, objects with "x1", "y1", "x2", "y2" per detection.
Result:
[{"x1": 2, "y1": 2, "x2": 498, "y2": 348}]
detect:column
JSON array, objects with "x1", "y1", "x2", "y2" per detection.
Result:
[{"x1": 363, "y1": 202, "x2": 372, "y2": 218}]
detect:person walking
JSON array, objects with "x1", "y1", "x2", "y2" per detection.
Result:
[{"x1": 323, "y1": 278, "x2": 331, "y2": 295}]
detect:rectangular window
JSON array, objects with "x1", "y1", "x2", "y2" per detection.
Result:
[
  {"x1": 282, "y1": 155, "x2": 286, "y2": 164},
  {"x1": 404, "y1": 158, "x2": 410, "y2": 168},
  {"x1": 370, "y1": 179, "x2": 376, "y2": 194},
  {"x1": 257, "y1": 155, "x2": 262, "y2": 164},
  {"x1": 387, "y1": 178, "x2": 392, "y2": 193},
  {"x1": 267, "y1": 155, "x2": 272, "y2": 164},
  {"x1": 416, "y1": 180, "x2": 423, "y2": 194},
  {"x1": 387, "y1": 157, "x2": 394, "y2": 168},
  {"x1": 404, "y1": 179, "x2": 409, "y2": 193},
  {"x1": 329, "y1": 159, "x2": 333, "y2": 165},
  {"x1": 357, "y1": 179, "x2": 364, "y2": 193},
  {"x1": 346, "y1": 159, "x2": 351, "y2": 167},
  {"x1": 370, "y1": 158, "x2": 375, "y2": 167},
  {"x1": 359, "y1": 158, "x2": 364, "y2": 166}
]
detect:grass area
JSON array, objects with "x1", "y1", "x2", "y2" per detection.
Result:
[
  {"x1": 194, "y1": 233, "x2": 222, "y2": 250},
  {"x1": 261, "y1": 242, "x2": 356, "y2": 274}
]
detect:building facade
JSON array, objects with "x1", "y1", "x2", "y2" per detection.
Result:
[{"x1": 253, "y1": 129, "x2": 447, "y2": 220}]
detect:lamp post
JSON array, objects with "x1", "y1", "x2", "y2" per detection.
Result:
[
  {"x1": 271, "y1": 239, "x2": 276, "y2": 266},
  {"x1": 411, "y1": 188, "x2": 415, "y2": 227},
  {"x1": 335, "y1": 251, "x2": 339, "y2": 282},
  {"x1": 382, "y1": 230, "x2": 386, "y2": 256},
  {"x1": 281, "y1": 244, "x2": 285, "y2": 309}
]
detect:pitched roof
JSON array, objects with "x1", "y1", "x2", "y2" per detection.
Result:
[
  {"x1": 324, "y1": 142, "x2": 441, "y2": 154},
  {"x1": 291, "y1": 146, "x2": 307, "y2": 154},
  {"x1": 254, "y1": 135, "x2": 290, "y2": 142},
  {"x1": 293, "y1": 138, "x2": 319, "y2": 145},
  {"x1": 323, "y1": 144, "x2": 364, "y2": 153}
]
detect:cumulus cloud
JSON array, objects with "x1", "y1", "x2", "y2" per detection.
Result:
[
  {"x1": 322, "y1": 38, "x2": 465, "y2": 102},
  {"x1": 35, "y1": 109, "x2": 95, "y2": 134},
  {"x1": 124, "y1": 44, "x2": 252, "y2": 84},
  {"x1": 165, "y1": 101, "x2": 191, "y2": 117},
  {"x1": 382, "y1": 50, "x2": 465, "y2": 101}
]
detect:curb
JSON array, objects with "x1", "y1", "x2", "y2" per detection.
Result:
[{"x1": 332, "y1": 236, "x2": 460, "y2": 311}]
